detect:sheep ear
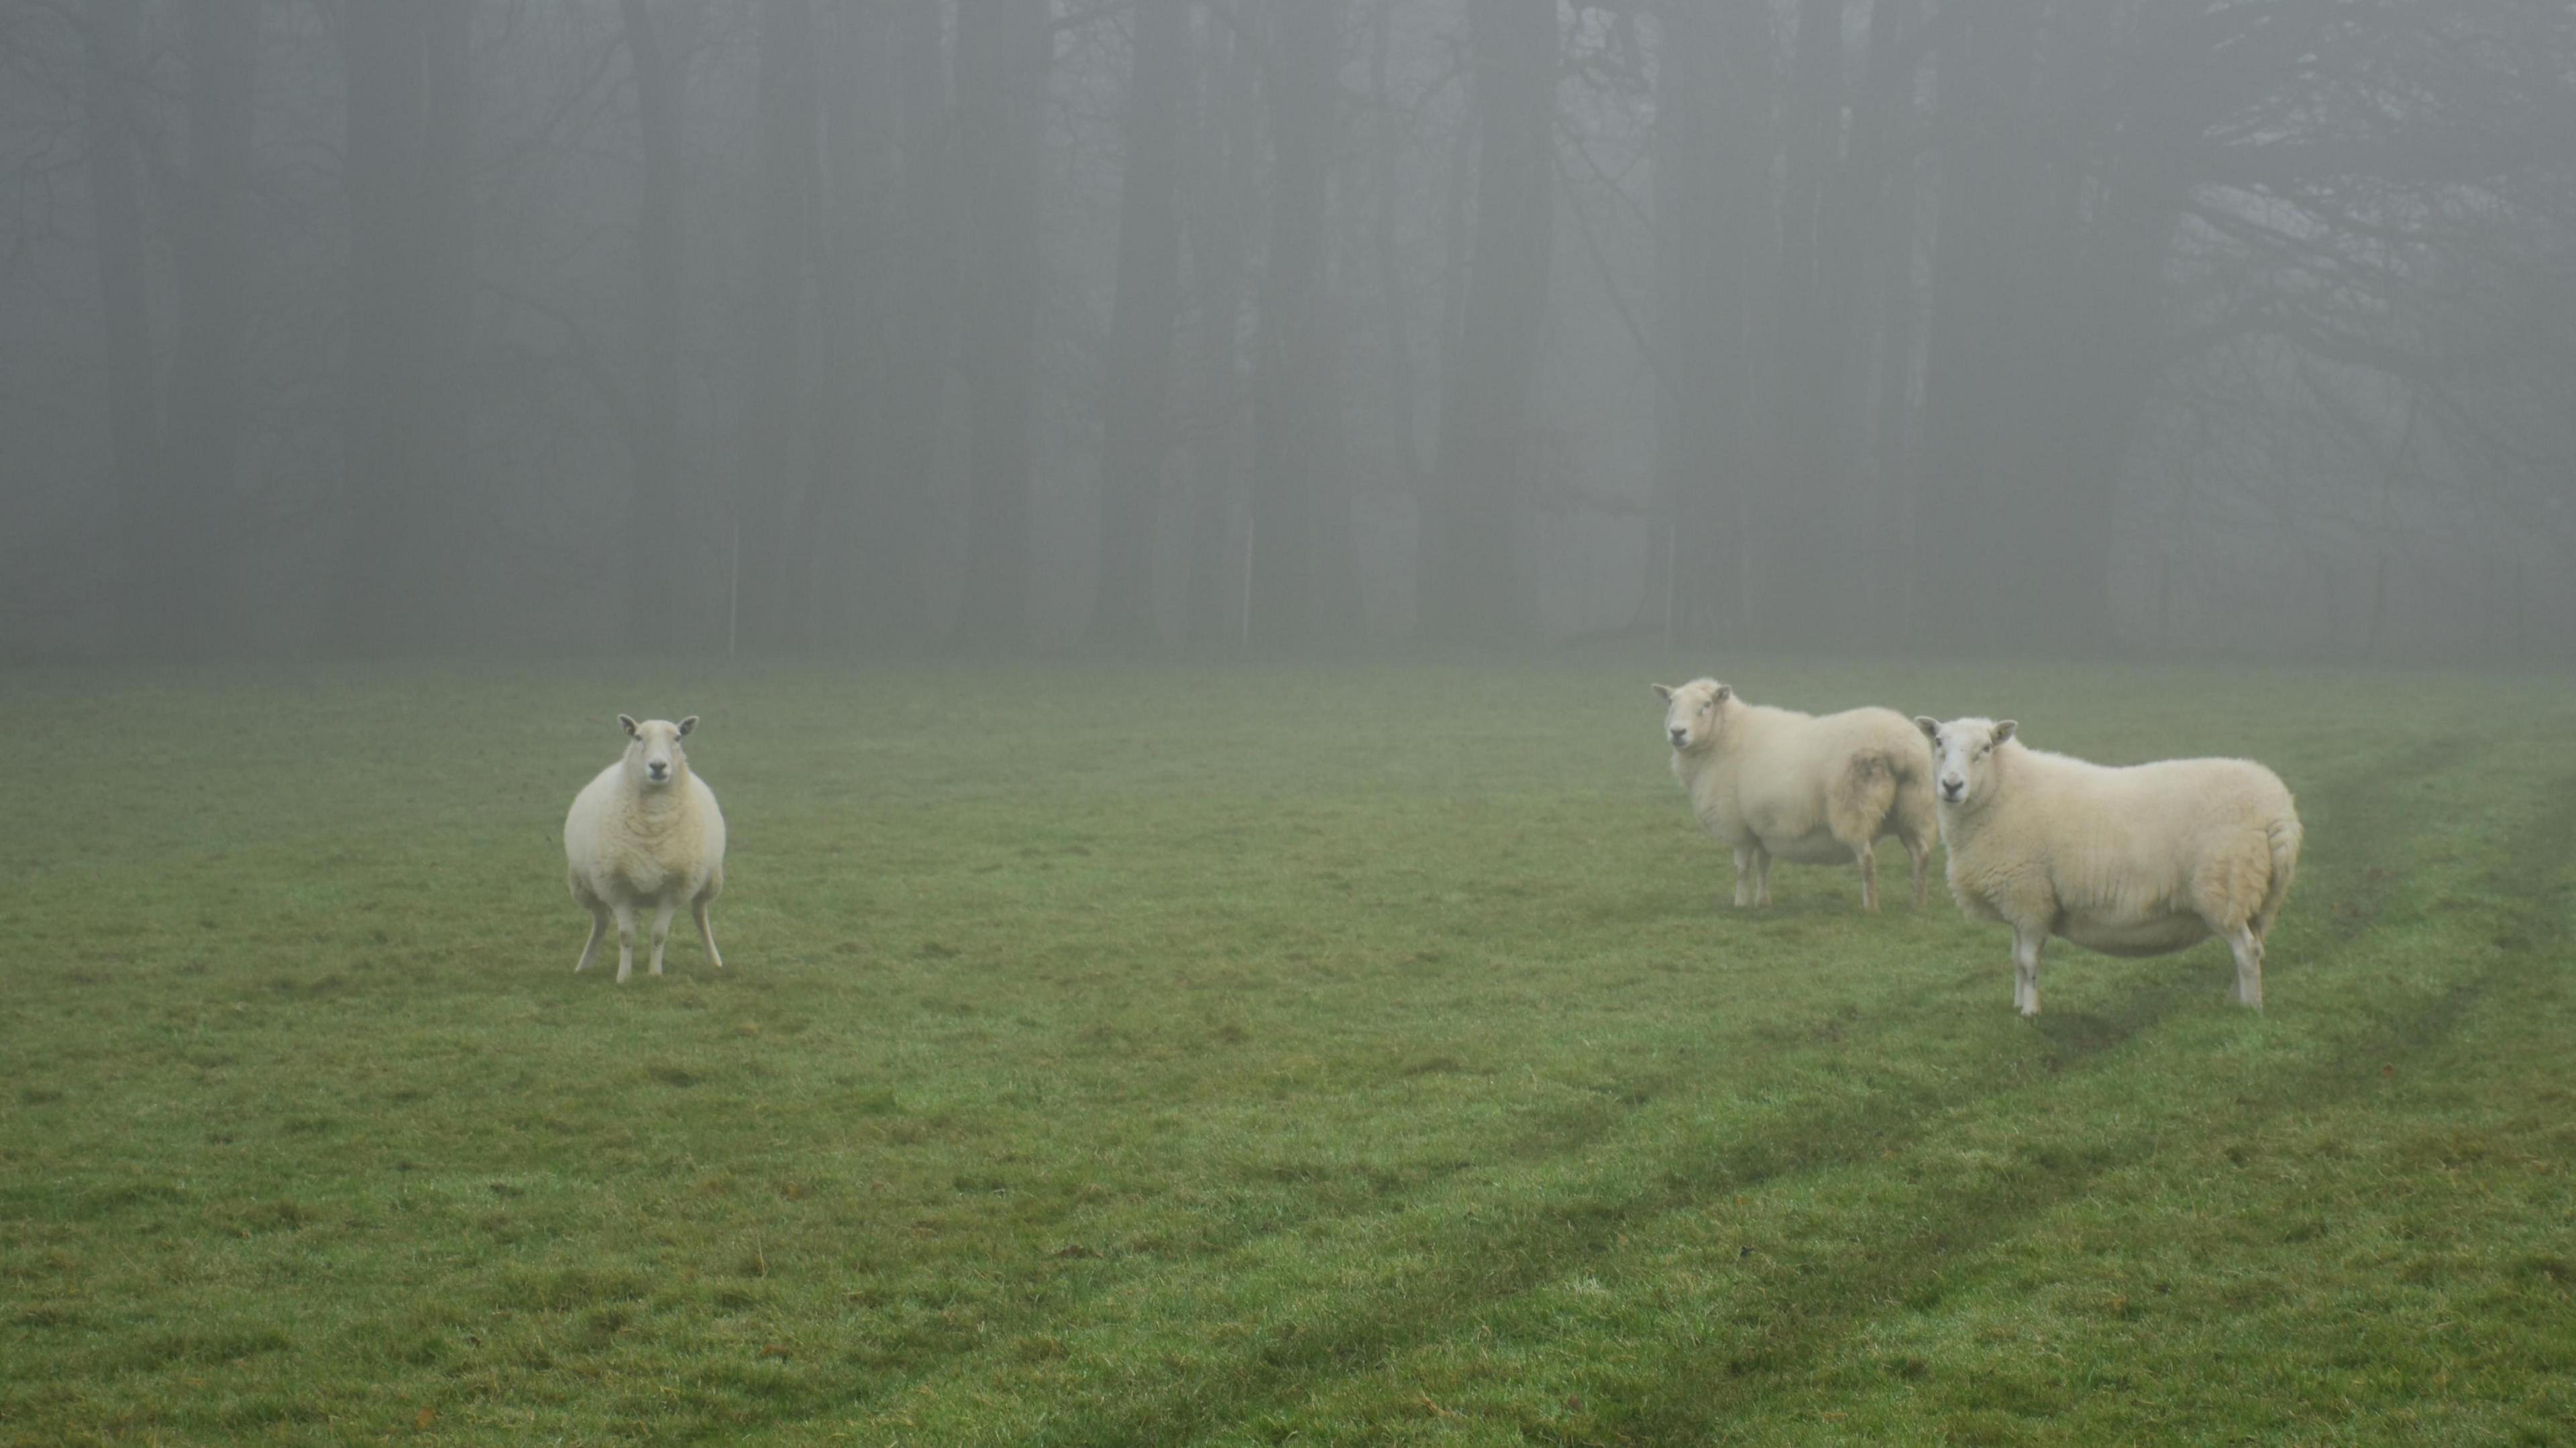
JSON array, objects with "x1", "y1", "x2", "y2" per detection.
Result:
[
  {"x1": 1914, "y1": 716, "x2": 1942, "y2": 742},
  {"x1": 677, "y1": 716, "x2": 698, "y2": 737},
  {"x1": 1991, "y1": 720, "x2": 2018, "y2": 745},
  {"x1": 1713, "y1": 684, "x2": 1732, "y2": 702},
  {"x1": 1651, "y1": 683, "x2": 1673, "y2": 702},
  {"x1": 619, "y1": 714, "x2": 640, "y2": 737}
]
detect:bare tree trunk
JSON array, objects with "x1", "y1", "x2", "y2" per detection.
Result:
[
  {"x1": 1748, "y1": 0, "x2": 1854, "y2": 651},
  {"x1": 1180, "y1": 6, "x2": 1258, "y2": 646},
  {"x1": 873, "y1": 0, "x2": 951, "y2": 648},
  {"x1": 1421, "y1": 0, "x2": 1554, "y2": 643},
  {"x1": 1246, "y1": 0, "x2": 1343, "y2": 647},
  {"x1": 1091, "y1": 0, "x2": 1191, "y2": 648},
  {"x1": 618, "y1": 0, "x2": 696, "y2": 645},
  {"x1": 1650, "y1": 3, "x2": 1772, "y2": 640},
  {"x1": 77, "y1": 0, "x2": 159, "y2": 647},
  {"x1": 1868, "y1": 194, "x2": 1924, "y2": 633},
  {"x1": 1917, "y1": 0, "x2": 2041, "y2": 639},
  {"x1": 414, "y1": 0, "x2": 476, "y2": 631},
  {"x1": 805, "y1": 0, "x2": 900, "y2": 648},
  {"x1": 1854, "y1": 0, "x2": 1921, "y2": 628},
  {"x1": 331, "y1": 0, "x2": 474, "y2": 653},
  {"x1": 952, "y1": 0, "x2": 1048, "y2": 650},
  {"x1": 1368, "y1": 0, "x2": 1425, "y2": 498},
  {"x1": 160, "y1": 0, "x2": 260, "y2": 655},
  {"x1": 333, "y1": 0, "x2": 426, "y2": 653},
  {"x1": 737, "y1": 0, "x2": 819, "y2": 651},
  {"x1": 1918, "y1": 0, "x2": 2194, "y2": 655}
]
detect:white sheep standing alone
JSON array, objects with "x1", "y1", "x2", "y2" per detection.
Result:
[
  {"x1": 1654, "y1": 679, "x2": 1938, "y2": 911},
  {"x1": 565, "y1": 714, "x2": 727, "y2": 985},
  {"x1": 1913, "y1": 716, "x2": 2301, "y2": 1017}
]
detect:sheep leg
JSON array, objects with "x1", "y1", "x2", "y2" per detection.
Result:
[
  {"x1": 1907, "y1": 838, "x2": 1930, "y2": 909},
  {"x1": 648, "y1": 902, "x2": 676, "y2": 977},
  {"x1": 1753, "y1": 848, "x2": 1774, "y2": 908},
  {"x1": 573, "y1": 903, "x2": 610, "y2": 974},
  {"x1": 1731, "y1": 848, "x2": 1755, "y2": 909},
  {"x1": 694, "y1": 897, "x2": 723, "y2": 970},
  {"x1": 2011, "y1": 926, "x2": 2046, "y2": 1018},
  {"x1": 2224, "y1": 924, "x2": 2265, "y2": 1011},
  {"x1": 1855, "y1": 842, "x2": 1880, "y2": 913},
  {"x1": 612, "y1": 904, "x2": 637, "y2": 985}
]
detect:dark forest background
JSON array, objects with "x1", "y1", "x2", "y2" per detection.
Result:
[{"x1": 3, "y1": 0, "x2": 2571, "y2": 663}]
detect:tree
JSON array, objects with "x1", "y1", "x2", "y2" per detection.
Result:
[
  {"x1": 1246, "y1": 0, "x2": 1348, "y2": 647},
  {"x1": 74, "y1": 0, "x2": 159, "y2": 649},
  {"x1": 616, "y1": 0, "x2": 698, "y2": 645},
  {"x1": 1421, "y1": 0, "x2": 1555, "y2": 642},
  {"x1": 156, "y1": 0, "x2": 262, "y2": 655},
  {"x1": 1748, "y1": 0, "x2": 1855, "y2": 649},
  {"x1": 952, "y1": 0, "x2": 1049, "y2": 649},
  {"x1": 1650, "y1": 1, "x2": 1773, "y2": 640},
  {"x1": 862, "y1": 0, "x2": 955, "y2": 649},
  {"x1": 804, "y1": 0, "x2": 902, "y2": 647},
  {"x1": 1091, "y1": 0, "x2": 1192, "y2": 648},
  {"x1": 734, "y1": 0, "x2": 819, "y2": 651},
  {"x1": 331, "y1": 0, "x2": 476, "y2": 652},
  {"x1": 1177, "y1": 3, "x2": 1261, "y2": 646}
]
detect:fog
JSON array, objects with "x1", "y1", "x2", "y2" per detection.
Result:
[{"x1": 3, "y1": 0, "x2": 2571, "y2": 663}]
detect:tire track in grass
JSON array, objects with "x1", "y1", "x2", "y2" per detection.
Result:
[
  {"x1": 841, "y1": 733, "x2": 2483, "y2": 1444},
  {"x1": 1185, "y1": 736, "x2": 2564, "y2": 1445},
  {"x1": 1587, "y1": 752, "x2": 2576, "y2": 1445}
]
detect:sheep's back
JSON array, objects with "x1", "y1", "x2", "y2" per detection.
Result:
[
  {"x1": 1985, "y1": 752, "x2": 2295, "y2": 911},
  {"x1": 1734, "y1": 705, "x2": 1925, "y2": 797}
]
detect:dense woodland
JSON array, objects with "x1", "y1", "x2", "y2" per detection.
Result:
[{"x1": 2, "y1": 0, "x2": 2571, "y2": 662}]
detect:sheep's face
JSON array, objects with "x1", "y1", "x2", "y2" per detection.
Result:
[
  {"x1": 1915, "y1": 716, "x2": 2015, "y2": 807},
  {"x1": 619, "y1": 714, "x2": 698, "y2": 789},
  {"x1": 1652, "y1": 679, "x2": 1733, "y2": 753}
]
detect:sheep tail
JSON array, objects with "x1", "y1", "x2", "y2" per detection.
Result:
[
  {"x1": 1831, "y1": 752, "x2": 1902, "y2": 843},
  {"x1": 2255, "y1": 812, "x2": 2302, "y2": 938},
  {"x1": 1886, "y1": 738, "x2": 1929, "y2": 791},
  {"x1": 1876, "y1": 734, "x2": 1938, "y2": 846}
]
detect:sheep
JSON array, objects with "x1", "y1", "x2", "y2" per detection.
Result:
[
  {"x1": 1912, "y1": 715, "x2": 2302, "y2": 1017},
  {"x1": 565, "y1": 714, "x2": 727, "y2": 985},
  {"x1": 1653, "y1": 678, "x2": 1938, "y2": 911}
]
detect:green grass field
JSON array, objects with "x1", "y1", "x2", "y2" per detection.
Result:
[{"x1": 4, "y1": 659, "x2": 2573, "y2": 1446}]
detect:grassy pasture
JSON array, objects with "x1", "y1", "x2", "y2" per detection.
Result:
[{"x1": 3, "y1": 658, "x2": 2573, "y2": 1446}]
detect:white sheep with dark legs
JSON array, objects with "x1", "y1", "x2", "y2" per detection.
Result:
[
  {"x1": 1914, "y1": 716, "x2": 2302, "y2": 1017},
  {"x1": 1654, "y1": 679, "x2": 1938, "y2": 911},
  {"x1": 565, "y1": 714, "x2": 727, "y2": 984}
]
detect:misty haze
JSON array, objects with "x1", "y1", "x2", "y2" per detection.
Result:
[{"x1": 3, "y1": 1, "x2": 2572, "y2": 1441}]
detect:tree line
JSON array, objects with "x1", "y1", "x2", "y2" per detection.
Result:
[{"x1": 2, "y1": 1, "x2": 2571, "y2": 661}]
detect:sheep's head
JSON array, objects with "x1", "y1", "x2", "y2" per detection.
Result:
[
  {"x1": 1651, "y1": 679, "x2": 1733, "y2": 753},
  {"x1": 1914, "y1": 716, "x2": 2015, "y2": 808},
  {"x1": 619, "y1": 714, "x2": 698, "y2": 789}
]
